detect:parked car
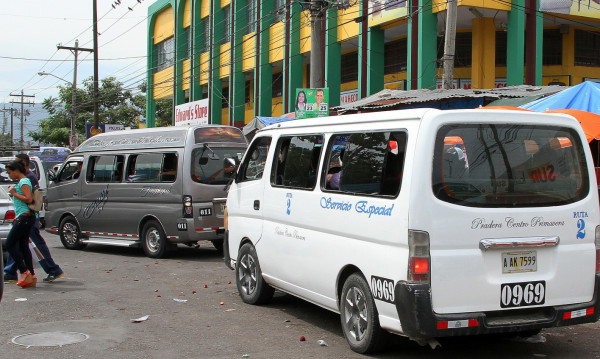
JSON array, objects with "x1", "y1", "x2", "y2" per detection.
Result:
[
  {"x1": 0, "y1": 156, "x2": 48, "y2": 227},
  {"x1": 0, "y1": 186, "x2": 15, "y2": 250}
]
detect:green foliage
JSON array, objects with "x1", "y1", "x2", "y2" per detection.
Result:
[{"x1": 30, "y1": 76, "x2": 145, "y2": 146}]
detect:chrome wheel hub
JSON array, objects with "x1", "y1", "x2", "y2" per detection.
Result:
[
  {"x1": 238, "y1": 253, "x2": 257, "y2": 295},
  {"x1": 343, "y1": 286, "x2": 369, "y2": 342}
]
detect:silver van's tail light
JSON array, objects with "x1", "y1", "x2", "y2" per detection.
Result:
[
  {"x1": 595, "y1": 226, "x2": 600, "y2": 274},
  {"x1": 408, "y1": 230, "x2": 430, "y2": 283},
  {"x1": 183, "y1": 195, "x2": 193, "y2": 218}
]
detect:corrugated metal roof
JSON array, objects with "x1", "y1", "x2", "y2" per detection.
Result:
[{"x1": 334, "y1": 85, "x2": 566, "y2": 112}]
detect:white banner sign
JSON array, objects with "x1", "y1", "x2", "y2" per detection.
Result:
[
  {"x1": 175, "y1": 98, "x2": 209, "y2": 126},
  {"x1": 105, "y1": 124, "x2": 125, "y2": 132},
  {"x1": 340, "y1": 90, "x2": 359, "y2": 105}
]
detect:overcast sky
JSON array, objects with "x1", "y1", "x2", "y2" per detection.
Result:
[{"x1": 0, "y1": 0, "x2": 153, "y2": 105}]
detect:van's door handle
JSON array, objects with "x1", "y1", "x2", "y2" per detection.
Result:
[
  {"x1": 253, "y1": 200, "x2": 260, "y2": 210},
  {"x1": 73, "y1": 192, "x2": 78, "y2": 196}
]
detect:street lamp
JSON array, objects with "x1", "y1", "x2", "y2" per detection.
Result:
[{"x1": 38, "y1": 71, "x2": 77, "y2": 149}]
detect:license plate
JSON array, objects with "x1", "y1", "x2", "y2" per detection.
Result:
[
  {"x1": 501, "y1": 280, "x2": 546, "y2": 308},
  {"x1": 502, "y1": 251, "x2": 537, "y2": 273}
]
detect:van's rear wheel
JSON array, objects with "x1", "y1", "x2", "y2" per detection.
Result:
[
  {"x1": 59, "y1": 216, "x2": 87, "y2": 250},
  {"x1": 142, "y1": 220, "x2": 169, "y2": 258},
  {"x1": 340, "y1": 273, "x2": 387, "y2": 354},
  {"x1": 236, "y1": 243, "x2": 274, "y2": 304}
]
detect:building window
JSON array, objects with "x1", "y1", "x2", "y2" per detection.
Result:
[
  {"x1": 575, "y1": 29, "x2": 600, "y2": 67},
  {"x1": 156, "y1": 37, "x2": 175, "y2": 71},
  {"x1": 437, "y1": 32, "x2": 471, "y2": 68},
  {"x1": 223, "y1": 6, "x2": 231, "y2": 43},
  {"x1": 273, "y1": 0, "x2": 285, "y2": 23},
  {"x1": 384, "y1": 38, "x2": 407, "y2": 74},
  {"x1": 203, "y1": 18, "x2": 211, "y2": 50},
  {"x1": 222, "y1": 87, "x2": 229, "y2": 108},
  {"x1": 273, "y1": 72, "x2": 283, "y2": 97},
  {"x1": 184, "y1": 27, "x2": 191, "y2": 58},
  {"x1": 341, "y1": 52, "x2": 358, "y2": 83},
  {"x1": 543, "y1": 29, "x2": 562, "y2": 66},
  {"x1": 247, "y1": 0, "x2": 256, "y2": 33},
  {"x1": 495, "y1": 31, "x2": 507, "y2": 67}
]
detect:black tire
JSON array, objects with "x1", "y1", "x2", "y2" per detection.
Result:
[
  {"x1": 211, "y1": 239, "x2": 224, "y2": 254},
  {"x1": 235, "y1": 243, "x2": 274, "y2": 305},
  {"x1": 59, "y1": 216, "x2": 87, "y2": 250},
  {"x1": 340, "y1": 273, "x2": 388, "y2": 354},
  {"x1": 141, "y1": 220, "x2": 170, "y2": 258}
]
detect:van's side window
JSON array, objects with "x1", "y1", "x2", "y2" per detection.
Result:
[
  {"x1": 88, "y1": 155, "x2": 124, "y2": 183},
  {"x1": 271, "y1": 135, "x2": 323, "y2": 189},
  {"x1": 239, "y1": 137, "x2": 271, "y2": 182},
  {"x1": 323, "y1": 131, "x2": 407, "y2": 196},
  {"x1": 126, "y1": 153, "x2": 177, "y2": 183},
  {"x1": 58, "y1": 161, "x2": 83, "y2": 181}
]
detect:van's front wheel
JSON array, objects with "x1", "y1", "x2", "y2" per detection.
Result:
[
  {"x1": 59, "y1": 216, "x2": 87, "y2": 250},
  {"x1": 236, "y1": 243, "x2": 274, "y2": 304},
  {"x1": 142, "y1": 220, "x2": 169, "y2": 258},
  {"x1": 340, "y1": 273, "x2": 387, "y2": 354}
]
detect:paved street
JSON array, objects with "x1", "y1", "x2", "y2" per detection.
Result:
[{"x1": 1, "y1": 234, "x2": 600, "y2": 358}]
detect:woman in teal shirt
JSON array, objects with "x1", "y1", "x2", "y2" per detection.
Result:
[{"x1": 5, "y1": 160, "x2": 37, "y2": 288}]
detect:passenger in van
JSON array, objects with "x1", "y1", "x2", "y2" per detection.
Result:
[
  {"x1": 327, "y1": 150, "x2": 344, "y2": 190},
  {"x1": 161, "y1": 155, "x2": 177, "y2": 182},
  {"x1": 71, "y1": 162, "x2": 83, "y2": 180}
]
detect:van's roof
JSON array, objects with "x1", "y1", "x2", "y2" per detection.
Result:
[
  {"x1": 257, "y1": 108, "x2": 582, "y2": 133},
  {"x1": 74, "y1": 124, "x2": 243, "y2": 153}
]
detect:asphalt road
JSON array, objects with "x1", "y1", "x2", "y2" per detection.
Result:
[{"x1": 1, "y1": 234, "x2": 600, "y2": 359}]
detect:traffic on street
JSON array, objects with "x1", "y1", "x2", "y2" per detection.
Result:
[{"x1": 2, "y1": 233, "x2": 600, "y2": 358}]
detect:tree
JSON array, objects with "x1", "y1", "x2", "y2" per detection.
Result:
[{"x1": 31, "y1": 76, "x2": 145, "y2": 146}]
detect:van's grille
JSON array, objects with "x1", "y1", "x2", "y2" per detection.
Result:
[{"x1": 484, "y1": 307, "x2": 554, "y2": 326}]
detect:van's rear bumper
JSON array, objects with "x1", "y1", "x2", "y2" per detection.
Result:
[{"x1": 394, "y1": 275, "x2": 600, "y2": 340}]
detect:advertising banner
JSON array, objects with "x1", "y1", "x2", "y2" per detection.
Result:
[
  {"x1": 340, "y1": 89, "x2": 359, "y2": 105},
  {"x1": 295, "y1": 88, "x2": 329, "y2": 119},
  {"x1": 368, "y1": 0, "x2": 409, "y2": 27},
  {"x1": 539, "y1": 0, "x2": 600, "y2": 19},
  {"x1": 175, "y1": 98, "x2": 209, "y2": 126}
]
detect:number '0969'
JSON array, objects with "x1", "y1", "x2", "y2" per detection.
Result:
[
  {"x1": 500, "y1": 281, "x2": 545, "y2": 308},
  {"x1": 371, "y1": 276, "x2": 395, "y2": 304}
]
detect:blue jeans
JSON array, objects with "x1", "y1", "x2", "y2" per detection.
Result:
[{"x1": 5, "y1": 217, "x2": 63, "y2": 277}]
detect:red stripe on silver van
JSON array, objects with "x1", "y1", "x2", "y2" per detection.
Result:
[{"x1": 83, "y1": 231, "x2": 139, "y2": 238}]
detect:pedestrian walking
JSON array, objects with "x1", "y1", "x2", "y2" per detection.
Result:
[
  {"x1": 4, "y1": 154, "x2": 64, "y2": 283},
  {"x1": 4, "y1": 160, "x2": 37, "y2": 288}
]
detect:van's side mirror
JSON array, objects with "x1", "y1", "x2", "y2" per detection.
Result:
[{"x1": 47, "y1": 169, "x2": 56, "y2": 182}]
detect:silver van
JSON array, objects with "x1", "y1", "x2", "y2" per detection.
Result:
[{"x1": 46, "y1": 125, "x2": 247, "y2": 258}]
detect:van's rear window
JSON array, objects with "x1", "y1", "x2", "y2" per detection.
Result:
[
  {"x1": 432, "y1": 124, "x2": 589, "y2": 207},
  {"x1": 194, "y1": 127, "x2": 246, "y2": 144}
]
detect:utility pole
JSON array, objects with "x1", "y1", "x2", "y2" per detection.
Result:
[
  {"x1": 308, "y1": 1, "x2": 328, "y2": 88},
  {"x1": 10, "y1": 90, "x2": 34, "y2": 147},
  {"x1": 441, "y1": 0, "x2": 458, "y2": 89},
  {"x1": 93, "y1": 0, "x2": 100, "y2": 129},
  {"x1": 57, "y1": 39, "x2": 94, "y2": 149}
]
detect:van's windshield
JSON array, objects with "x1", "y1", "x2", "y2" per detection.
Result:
[
  {"x1": 432, "y1": 124, "x2": 589, "y2": 207},
  {"x1": 191, "y1": 147, "x2": 245, "y2": 185}
]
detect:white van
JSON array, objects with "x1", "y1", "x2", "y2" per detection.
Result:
[
  {"x1": 224, "y1": 109, "x2": 600, "y2": 353},
  {"x1": 46, "y1": 125, "x2": 246, "y2": 258}
]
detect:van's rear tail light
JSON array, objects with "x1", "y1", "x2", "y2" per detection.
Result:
[
  {"x1": 223, "y1": 205, "x2": 228, "y2": 231},
  {"x1": 183, "y1": 195, "x2": 193, "y2": 218},
  {"x1": 408, "y1": 230, "x2": 430, "y2": 283},
  {"x1": 595, "y1": 226, "x2": 600, "y2": 274},
  {"x1": 4, "y1": 210, "x2": 15, "y2": 223}
]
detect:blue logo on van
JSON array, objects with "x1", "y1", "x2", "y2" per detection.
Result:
[
  {"x1": 577, "y1": 219, "x2": 586, "y2": 239},
  {"x1": 286, "y1": 193, "x2": 292, "y2": 215}
]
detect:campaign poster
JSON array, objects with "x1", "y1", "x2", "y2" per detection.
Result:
[{"x1": 295, "y1": 88, "x2": 329, "y2": 119}]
